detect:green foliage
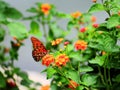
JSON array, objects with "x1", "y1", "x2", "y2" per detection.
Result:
[
  {"x1": 81, "y1": 74, "x2": 98, "y2": 86},
  {"x1": 107, "y1": 14, "x2": 120, "y2": 29},
  {"x1": 89, "y1": 55, "x2": 106, "y2": 66},
  {"x1": 80, "y1": 66, "x2": 93, "y2": 72},
  {"x1": 0, "y1": 0, "x2": 22, "y2": 23},
  {"x1": 4, "y1": 7, "x2": 23, "y2": 19},
  {"x1": 0, "y1": 72, "x2": 6, "y2": 88},
  {"x1": 0, "y1": 27, "x2": 5, "y2": 42},
  {"x1": 7, "y1": 22, "x2": 28, "y2": 40},
  {"x1": 0, "y1": 0, "x2": 41, "y2": 90},
  {"x1": 25, "y1": 1, "x2": 120, "y2": 90},
  {"x1": 67, "y1": 70, "x2": 80, "y2": 83},
  {"x1": 88, "y1": 3, "x2": 104, "y2": 13},
  {"x1": 47, "y1": 67, "x2": 56, "y2": 79},
  {"x1": 29, "y1": 21, "x2": 42, "y2": 37},
  {"x1": 1, "y1": 0, "x2": 120, "y2": 90}
]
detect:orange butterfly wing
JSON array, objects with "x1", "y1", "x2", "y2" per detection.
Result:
[{"x1": 31, "y1": 37, "x2": 48, "y2": 62}]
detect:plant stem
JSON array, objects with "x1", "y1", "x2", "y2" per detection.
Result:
[
  {"x1": 101, "y1": 0, "x2": 111, "y2": 17},
  {"x1": 55, "y1": 67, "x2": 76, "y2": 88},
  {"x1": 108, "y1": 69, "x2": 112, "y2": 86},
  {"x1": 11, "y1": 59, "x2": 14, "y2": 67},
  {"x1": 104, "y1": 54, "x2": 110, "y2": 90},
  {"x1": 98, "y1": 66, "x2": 106, "y2": 85},
  {"x1": 104, "y1": 67, "x2": 107, "y2": 84},
  {"x1": 42, "y1": 22, "x2": 47, "y2": 42},
  {"x1": 78, "y1": 62, "x2": 81, "y2": 83}
]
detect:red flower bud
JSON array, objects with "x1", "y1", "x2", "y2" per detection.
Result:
[
  {"x1": 92, "y1": 23, "x2": 99, "y2": 28},
  {"x1": 64, "y1": 41, "x2": 70, "y2": 46},
  {"x1": 79, "y1": 27, "x2": 87, "y2": 33},
  {"x1": 7, "y1": 78, "x2": 16, "y2": 87}
]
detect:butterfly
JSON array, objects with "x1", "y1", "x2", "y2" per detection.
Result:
[{"x1": 31, "y1": 36, "x2": 48, "y2": 62}]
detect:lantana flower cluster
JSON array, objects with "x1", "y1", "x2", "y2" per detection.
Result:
[
  {"x1": 74, "y1": 40, "x2": 87, "y2": 50},
  {"x1": 71, "y1": 11, "x2": 82, "y2": 18},
  {"x1": 68, "y1": 80, "x2": 79, "y2": 90},
  {"x1": 51, "y1": 38, "x2": 63, "y2": 46},
  {"x1": 42, "y1": 54, "x2": 69, "y2": 67},
  {"x1": 41, "y1": 3, "x2": 51, "y2": 15}
]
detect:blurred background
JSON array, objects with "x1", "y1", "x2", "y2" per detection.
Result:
[{"x1": 3, "y1": 0, "x2": 108, "y2": 84}]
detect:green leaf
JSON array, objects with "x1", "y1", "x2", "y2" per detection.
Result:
[
  {"x1": 89, "y1": 34, "x2": 119, "y2": 53},
  {"x1": 50, "y1": 84, "x2": 58, "y2": 90},
  {"x1": 76, "y1": 85, "x2": 84, "y2": 90},
  {"x1": 0, "y1": 13, "x2": 6, "y2": 22},
  {"x1": 49, "y1": 22, "x2": 67, "y2": 38},
  {"x1": 4, "y1": 7, "x2": 23, "y2": 19},
  {"x1": 21, "y1": 79, "x2": 32, "y2": 87},
  {"x1": 27, "y1": 7, "x2": 38, "y2": 13},
  {"x1": 0, "y1": 72, "x2": 6, "y2": 88},
  {"x1": 19, "y1": 71, "x2": 33, "y2": 87},
  {"x1": 9, "y1": 47, "x2": 19, "y2": 60},
  {"x1": 29, "y1": 21, "x2": 42, "y2": 37},
  {"x1": 107, "y1": 14, "x2": 120, "y2": 29},
  {"x1": 0, "y1": 0, "x2": 9, "y2": 13},
  {"x1": 66, "y1": 44, "x2": 74, "y2": 53},
  {"x1": 80, "y1": 66, "x2": 93, "y2": 72},
  {"x1": 81, "y1": 74, "x2": 98, "y2": 86},
  {"x1": 67, "y1": 70, "x2": 79, "y2": 83},
  {"x1": 56, "y1": 12, "x2": 71, "y2": 18},
  {"x1": 89, "y1": 56, "x2": 105, "y2": 66},
  {"x1": 67, "y1": 21, "x2": 74, "y2": 30},
  {"x1": 48, "y1": 28, "x2": 54, "y2": 41},
  {"x1": 7, "y1": 22, "x2": 28, "y2": 40},
  {"x1": 17, "y1": 71, "x2": 28, "y2": 80},
  {"x1": 47, "y1": 67, "x2": 56, "y2": 79},
  {"x1": 82, "y1": 13, "x2": 91, "y2": 23},
  {"x1": 0, "y1": 27, "x2": 5, "y2": 42},
  {"x1": 113, "y1": 74, "x2": 120, "y2": 82},
  {"x1": 69, "y1": 51, "x2": 82, "y2": 61},
  {"x1": 110, "y1": 0, "x2": 120, "y2": 14},
  {"x1": 88, "y1": 3, "x2": 104, "y2": 13}
]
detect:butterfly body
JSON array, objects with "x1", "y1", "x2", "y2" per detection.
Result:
[{"x1": 31, "y1": 37, "x2": 48, "y2": 62}]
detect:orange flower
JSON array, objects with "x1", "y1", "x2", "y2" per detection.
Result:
[
  {"x1": 102, "y1": 51, "x2": 106, "y2": 55},
  {"x1": 13, "y1": 37, "x2": 17, "y2": 40},
  {"x1": 74, "y1": 40, "x2": 87, "y2": 50},
  {"x1": 71, "y1": 11, "x2": 82, "y2": 18},
  {"x1": 116, "y1": 25, "x2": 120, "y2": 29},
  {"x1": 92, "y1": 0, "x2": 97, "y2": 3},
  {"x1": 68, "y1": 80, "x2": 79, "y2": 90},
  {"x1": 42, "y1": 54, "x2": 54, "y2": 66},
  {"x1": 55, "y1": 54, "x2": 69, "y2": 66},
  {"x1": 41, "y1": 3, "x2": 51, "y2": 15},
  {"x1": 51, "y1": 38, "x2": 63, "y2": 46},
  {"x1": 13, "y1": 43, "x2": 21, "y2": 47},
  {"x1": 91, "y1": 16, "x2": 97, "y2": 22},
  {"x1": 118, "y1": 11, "x2": 120, "y2": 16},
  {"x1": 41, "y1": 85, "x2": 50, "y2": 90}
]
